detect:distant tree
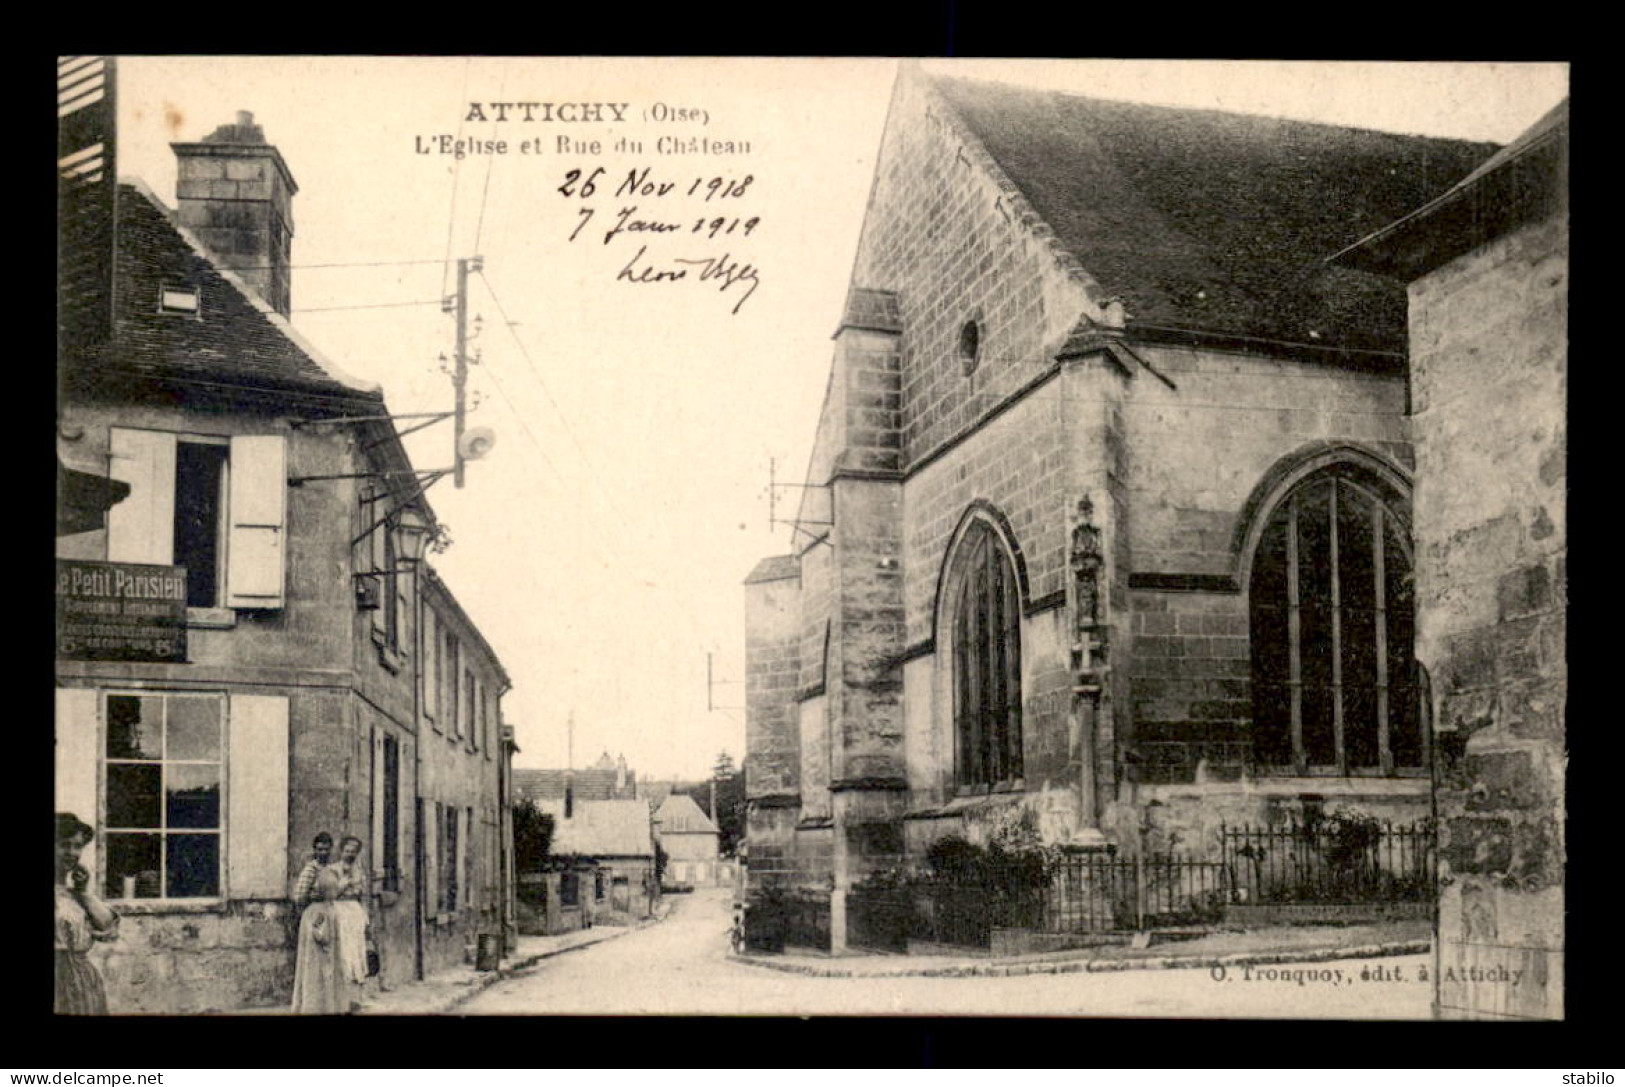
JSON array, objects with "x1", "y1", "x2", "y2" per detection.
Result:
[
  {"x1": 654, "y1": 838, "x2": 669, "y2": 885},
  {"x1": 713, "y1": 769, "x2": 745, "y2": 858},
  {"x1": 513, "y1": 799, "x2": 554, "y2": 874},
  {"x1": 710, "y1": 753, "x2": 745, "y2": 859}
]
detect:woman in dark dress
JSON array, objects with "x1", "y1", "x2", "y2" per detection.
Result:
[{"x1": 55, "y1": 813, "x2": 119, "y2": 1015}]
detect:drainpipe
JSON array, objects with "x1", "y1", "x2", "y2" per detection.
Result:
[
  {"x1": 411, "y1": 569, "x2": 424, "y2": 981},
  {"x1": 498, "y1": 683, "x2": 514, "y2": 961}
]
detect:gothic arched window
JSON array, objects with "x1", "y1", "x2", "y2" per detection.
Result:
[
  {"x1": 951, "y1": 520, "x2": 1023, "y2": 789},
  {"x1": 1248, "y1": 467, "x2": 1422, "y2": 775}
]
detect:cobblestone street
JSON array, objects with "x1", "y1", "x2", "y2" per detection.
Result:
[{"x1": 456, "y1": 888, "x2": 1432, "y2": 1018}]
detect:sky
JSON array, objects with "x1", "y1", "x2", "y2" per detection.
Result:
[{"x1": 110, "y1": 57, "x2": 1568, "y2": 781}]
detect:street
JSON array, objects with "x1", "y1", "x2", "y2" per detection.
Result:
[{"x1": 460, "y1": 888, "x2": 1433, "y2": 1018}]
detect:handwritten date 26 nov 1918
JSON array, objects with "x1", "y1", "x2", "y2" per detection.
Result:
[{"x1": 558, "y1": 166, "x2": 762, "y2": 314}]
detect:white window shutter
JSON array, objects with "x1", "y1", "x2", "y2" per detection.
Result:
[
  {"x1": 425, "y1": 802, "x2": 439, "y2": 914},
  {"x1": 371, "y1": 727, "x2": 385, "y2": 881},
  {"x1": 56, "y1": 688, "x2": 101, "y2": 879},
  {"x1": 226, "y1": 436, "x2": 287, "y2": 608},
  {"x1": 422, "y1": 609, "x2": 438, "y2": 726},
  {"x1": 107, "y1": 428, "x2": 176, "y2": 564},
  {"x1": 368, "y1": 496, "x2": 387, "y2": 638},
  {"x1": 227, "y1": 693, "x2": 289, "y2": 899},
  {"x1": 451, "y1": 642, "x2": 463, "y2": 738},
  {"x1": 396, "y1": 565, "x2": 410, "y2": 650}
]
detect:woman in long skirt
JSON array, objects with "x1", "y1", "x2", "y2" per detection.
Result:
[
  {"x1": 56, "y1": 813, "x2": 119, "y2": 1015},
  {"x1": 291, "y1": 837, "x2": 368, "y2": 1014}
]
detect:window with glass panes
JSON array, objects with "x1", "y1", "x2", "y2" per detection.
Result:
[
  {"x1": 951, "y1": 519, "x2": 1023, "y2": 790},
  {"x1": 103, "y1": 692, "x2": 224, "y2": 899},
  {"x1": 1248, "y1": 468, "x2": 1422, "y2": 775}
]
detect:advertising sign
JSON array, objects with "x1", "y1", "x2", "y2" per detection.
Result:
[{"x1": 56, "y1": 559, "x2": 188, "y2": 662}]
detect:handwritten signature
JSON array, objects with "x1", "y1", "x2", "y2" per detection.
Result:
[{"x1": 616, "y1": 244, "x2": 761, "y2": 315}]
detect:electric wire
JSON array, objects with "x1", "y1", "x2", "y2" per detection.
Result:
[
  {"x1": 475, "y1": 268, "x2": 735, "y2": 688},
  {"x1": 439, "y1": 57, "x2": 474, "y2": 300},
  {"x1": 475, "y1": 269, "x2": 645, "y2": 542},
  {"x1": 223, "y1": 259, "x2": 447, "y2": 272},
  {"x1": 473, "y1": 356, "x2": 638, "y2": 586},
  {"x1": 472, "y1": 59, "x2": 507, "y2": 256},
  {"x1": 480, "y1": 348, "x2": 726, "y2": 759},
  {"x1": 292, "y1": 299, "x2": 445, "y2": 313}
]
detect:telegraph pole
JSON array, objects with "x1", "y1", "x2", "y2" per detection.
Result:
[
  {"x1": 453, "y1": 257, "x2": 470, "y2": 488},
  {"x1": 446, "y1": 255, "x2": 485, "y2": 488}
]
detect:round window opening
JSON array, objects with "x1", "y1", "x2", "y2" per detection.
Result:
[{"x1": 958, "y1": 320, "x2": 982, "y2": 374}]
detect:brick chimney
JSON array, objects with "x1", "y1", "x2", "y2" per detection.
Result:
[{"x1": 172, "y1": 111, "x2": 297, "y2": 316}]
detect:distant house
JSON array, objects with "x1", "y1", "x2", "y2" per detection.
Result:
[
  {"x1": 517, "y1": 798, "x2": 657, "y2": 933},
  {"x1": 512, "y1": 751, "x2": 637, "y2": 807},
  {"x1": 653, "y1": 793, "x2": 721, "y2": 887}
]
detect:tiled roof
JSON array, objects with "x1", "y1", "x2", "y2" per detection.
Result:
[
  {"x1": 928, "y1": 75, "x2": 1500, "y2": 355},
  {"x1": 72, "y1": 181, "x2": 381, "y2": 404},
  {"x1": 512, "y1": 767, "x2": 637, "y2": 804},
  {"x1": 654, "y1": 793, "x2": 719, "y2": 835},
  {"x1": 537, "y1": 799, "x2": 654, "y2": 859}
]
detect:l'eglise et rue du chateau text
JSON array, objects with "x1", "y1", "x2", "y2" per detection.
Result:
[{"x1": 416, "y1": 101, "x2": 752, "y2": 159}]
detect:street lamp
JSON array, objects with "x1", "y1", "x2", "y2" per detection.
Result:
[
  {"x1": 393, "y1": 506, "x2": 431, "y2": 567},
  {"x1": 352, "y1": 506, "x2": 433, "y2": 579}
]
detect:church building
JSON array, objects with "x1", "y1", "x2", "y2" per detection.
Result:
[{"x1": 743, "y1": 65, "x2": 1500, "y2": 947}]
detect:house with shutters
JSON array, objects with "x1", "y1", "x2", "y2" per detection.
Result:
[
  {"x1": 520, "y1": 798, "x2": 658, "y2": 928},
  {"x1": 54, "y1": 100, "x2": 513, "y2": 1012},
  {"x1": 743, "y1": 65, "x2": 1505, "y2": 949},
  {"x1": 417, "y1": 565, "x2": 513, "y2": 977},
  {"x1": 653, "y1": 792, "x2": 721, "y2": 888}
]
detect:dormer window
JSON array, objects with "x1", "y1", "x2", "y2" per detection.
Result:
[{"x1": 158, "y1": 284, "x2": 201, "y2": 317}]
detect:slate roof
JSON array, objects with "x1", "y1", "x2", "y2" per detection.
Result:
[
  {"x1": 1452, "y1": 98, "x2": 1567, "y2": 192},
  {"x1": 927, "y1": 75, "x2": 1500, "y2": 356},
  {"x1": 69, "y1": 181, "x2": 381, "y2": 406},
  {"x1": 744, "y1": 554, "x2": 800, "y2": 584},
  {"x1": 1331, "y1": 99, "x2": 1568, "y2": 281},
  {"x1": 653, "y1": 793, "x2": 719, "y2": 836},
  {"x1": 537, "y1": 799, "x2": 654, "y2": 859}
]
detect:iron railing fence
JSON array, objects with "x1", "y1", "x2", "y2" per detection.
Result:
[
  {"x1": 811, "y1": 819, "x2": 1437, "y2": 952},
  {"x1": 777, "y1": 888, "x2": 832, "y2": 951},
  {"x1": 1219, "y1": 818, "x2": 1436, "y2": 905},
  {"x1": 742, "y1": 880, "x2": 832, "y2": 952},
  {"x1": 845, "y1": 881, "x2": 911, "y2": 953},
  {"x1": 846, "y1": 852, "x2": 1227, "y2": 950},
  {"x1": 1044, "y1": 851, "x2": 1227, "y2": 933}
]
